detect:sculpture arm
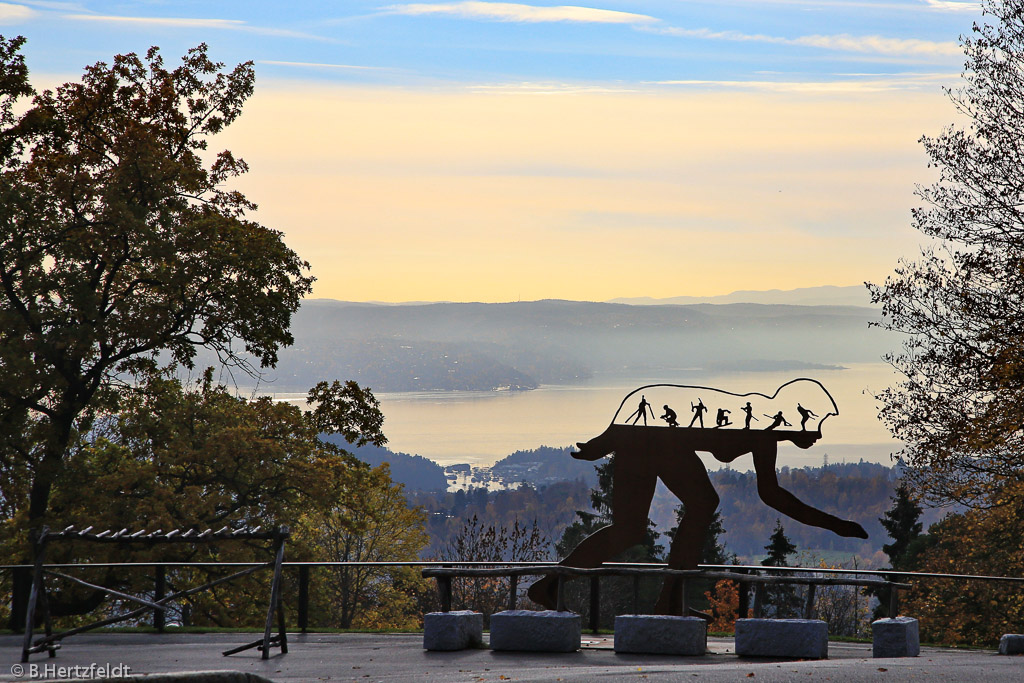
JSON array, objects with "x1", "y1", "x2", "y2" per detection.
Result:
[{"x1": 752, "y1": 443, "x2": 867, "y2": 539}]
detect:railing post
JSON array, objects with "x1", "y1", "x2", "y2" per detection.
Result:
[
  {"x1": 752, "y1": 583, "x2": 764, "y2": 619},
  {"x1": 589, "y1": 575, "x2": 600, "y2": 634},
  {"x1": 804, "y1": 583, "x2": 816, "y2": 620},
  {"x1": 680, "y1": 578, "x2": 689, "y2": 617},
  {"x1": 154, "y1": 565, "x2": 166, "y2": 632},
  {"x1": 737, "y1": 569, "x2": 749, "y2": 620},
  {"x1": 298, "y1": 565, "x2": 309, "y2": 633},
  {"x1": 438, "y1": 576, "x2": 452, "y2": 612},
  {"x1": 632, "y1": 575, "x2": 640, "y2": 614},
  {"x1": 556, "y1": 574, "x2": 567, "y2": 612},
  {"x1": 508, "y1": 574, "x2": 518, "y2": 612},
  {"x1": 888, "y1": 584, "x2": 899, "y2": 618}
]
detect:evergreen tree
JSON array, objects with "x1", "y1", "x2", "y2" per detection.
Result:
[
  {"x1": 760, "y1": 519, "x2": 801, "y2": 618},
  {"x1": 869, "y1": 481, "x2": 926, "y2": 618},
  {"x1": 880, "y1": 481, "x2": 924, "y2": 570}
]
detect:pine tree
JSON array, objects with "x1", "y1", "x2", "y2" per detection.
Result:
[
  {"x1": 762, "y1": 520, "x2": 797, "y2": 567},
  {"x1": 761, "y1": 519, "x2": 801, "y2": 618},
  {"x1": 869, "y1": 480, "x2": 926, "y2": 618},
  {"x1": 880, "y1": 482, "x2": 924, "y2": 571}
]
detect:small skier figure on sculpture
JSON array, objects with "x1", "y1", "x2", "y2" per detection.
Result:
[
  {"x1": 797, "y1": 403, "x2": 818, "y2": 431},
  {"x1": 661, "y1": 405, "x2": 679, "y2": 427},
  {"x1": 742, "y1": 401, "x2": 758, "y2": 429},
  {"x1": 765, "y1": 411, "x2": 791, "y2": 430},
  {"x1": 627, "y1": 395, "x2": 655, "y2": 425},
  {"x1": 688, "y1": 398, "x2": 708, "y2": 428}
]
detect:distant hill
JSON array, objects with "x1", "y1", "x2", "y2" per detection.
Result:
[
  {"x1": 239, "y1": 298, "x2": 892, "y2": 392},
  {"x1": 320, "y1": 437, "x2": 449, "y2": 491},
  {"x1": 610, "y1": 285, "x2": 872, "y2": 307},
  {"x1": 490, "y1": 446, "x2": 599, "y2": 488}
]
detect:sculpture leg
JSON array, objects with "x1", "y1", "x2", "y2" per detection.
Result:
[
  {"x1": 528, "y1": 455, "x2": 657, "y2": 609},
  {"x1": 653, "y1": 451, "x2": 720, "y2": 615}
]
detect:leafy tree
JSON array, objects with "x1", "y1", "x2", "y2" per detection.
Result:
[
  {"x1": 900, "y1": 486, "x2": 1024, "y2": 646},
  {"x1": 812, "y1": 558, "x2": 869, "y2": 637},
  {"x1": 0, "y1": 369, "x2": 386, "y2": 628},
  {"x1": 703, "y1": 580, "x2": 742, "y2": 633},
  {"x1": 0, "y1": 40, "x2": 315, "y2": 626},
  {"x1": 760, "y1": 519, "x2": 801, "y2": 618},
  {"x1": 868, "y1": 0, "x2": 1024, "y2": 510},
  {"x1": 294, "y1": 464, "x2": 429, "y2": 630}
]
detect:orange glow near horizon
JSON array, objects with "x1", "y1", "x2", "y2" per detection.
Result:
[{"x1": 214, "y1": 81, "x2": 955, "y2": 303}]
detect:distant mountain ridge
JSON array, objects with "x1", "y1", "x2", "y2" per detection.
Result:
[
  {"x1": 204, "y1": 292, "x2": 892, "y2": 392},
  {"x1": 608, "y1": 285, "x2": 872, "y2": 307}
]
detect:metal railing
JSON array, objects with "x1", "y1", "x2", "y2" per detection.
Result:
[{"x1": 4, "y1": 560, "x2": 1024, "y2": 636}]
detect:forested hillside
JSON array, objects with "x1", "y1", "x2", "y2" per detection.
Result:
[{"x1": 367, "y1": 444, "x2": 941, "y2": 565}]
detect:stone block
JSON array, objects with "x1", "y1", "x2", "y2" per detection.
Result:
[
  {"x1": 735, "y1": 618, "x2": 829, "y2": 659},
  {"x1": 489, "y1": 610, "x2": 581, "y2": 652},
  {"x1": 999, "y1": 634, "x2": 1024, "y2": 655},
  {"x1": 872, "y1": 617, "x2": 920, "y2": 658},
  {"x1": 423, "y1": 611, "x2": 484, "y2": 651},
  {"x1": 613, "y1": 615, "x2": 706, "y2": 656}
]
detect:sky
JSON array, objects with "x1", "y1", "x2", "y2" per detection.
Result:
[{"x1": 3, "y1": 0, "x2": 986, "y2": 302}]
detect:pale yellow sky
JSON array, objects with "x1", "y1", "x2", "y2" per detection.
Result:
[{"x1": 217, "y1": 79, "x2": 957, "y2": 302}]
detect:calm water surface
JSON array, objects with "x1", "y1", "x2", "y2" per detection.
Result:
[{"x1": 354, "y1": 363, "x2": 903, "y2": 469}]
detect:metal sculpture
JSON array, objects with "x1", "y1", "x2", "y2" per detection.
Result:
[{"x1": 528, "y1": 378, "x2": 868, "y2": 616}]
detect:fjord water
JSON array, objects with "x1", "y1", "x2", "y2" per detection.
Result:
[{"x1": 365, "y1": 362, "x2": 901, "y2": 469}]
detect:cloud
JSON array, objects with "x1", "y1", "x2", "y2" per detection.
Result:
[
  {"x1": 922, "y1": 0, "x2": 980, "y2": 11},
  {"x1": 468, "y1": 81, "x2": 638, "y2": 94},
  {"x1": 0, "y1": 3, "x2": 35, "y2": 23},
  {"x1": 260, "y1": 60, "x2": 389, "y2": 71},
  {"x1": 386, "y1": 2, "x2": 657, "y2": 24},
  {"x1": 647, "y1": 25, "x2": 961, "y2": 58},
  {"x1": 62, "y1": 13, "x2": 326, "y2": 40},
  {"x1": 649, "y1": 73, "x2": 957, "y2": 94}
]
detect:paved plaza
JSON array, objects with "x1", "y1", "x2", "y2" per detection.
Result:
[{"x1": 1, "y1": 632, "x2": 1021, "y2": 682}]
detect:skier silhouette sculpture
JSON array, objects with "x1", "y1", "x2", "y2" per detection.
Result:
[
  {"x1": 742, "y1": 401, "x2": 758, "y2": 429},
  {"x1": 661, "y1": 405, "x2": 679, "y2": 427},
  {"x1": 528, "y1": 379, "x2": 867, "y2": 617},
  {"x1": 626, "y1": 395, "x2": 655, "y2": 426},
  {"x1": 688, "y1": 399, "x2": 708, "y2": 428},
  {"x1": 797, "y1": 403, "x2": 818, "y2": 431}
]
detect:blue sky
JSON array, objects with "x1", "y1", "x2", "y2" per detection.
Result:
[
  {"x1": 14, "y1": 1, "x2": 976, "y2": 87},
  {"x1": 2, "y1": 1, "x2": 986, "y2": 302}
]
